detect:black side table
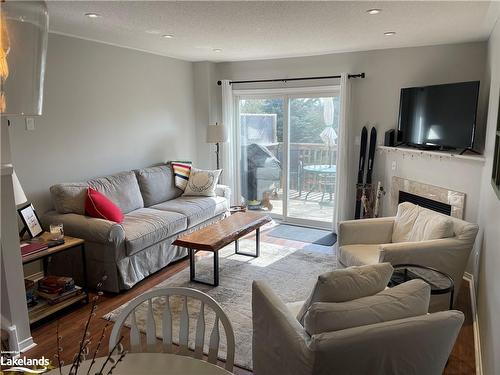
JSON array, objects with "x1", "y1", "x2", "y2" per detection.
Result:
[{"x1": 389, "y1": 264, "x2": 455, "y2": 310}]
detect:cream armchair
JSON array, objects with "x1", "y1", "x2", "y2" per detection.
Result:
[
  {"x1": 338, "y1": 202, "x2": 479, "y2": 307},
  {"x1": 252, "y1": 280, "x2": 464, "y2": 375}
]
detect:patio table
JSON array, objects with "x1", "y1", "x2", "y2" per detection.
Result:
[{"x1": 303, "y1": 164, "x2": 337, "y2": 202}]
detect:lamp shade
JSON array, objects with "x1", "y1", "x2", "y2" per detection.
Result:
[
  {"x1": 1, "y1": 1, "x2": 49, "y2": 115},
  {"x1": 12, "y1": 170, "x2": 27, "y2": 206},
  {"x1": 207, "y1": 123, "x2": 227, "y2": 143}
]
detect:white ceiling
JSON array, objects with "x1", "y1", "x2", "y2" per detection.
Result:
[{"x1": 47, "y1": 1, "x2": 500, "y2": 62}]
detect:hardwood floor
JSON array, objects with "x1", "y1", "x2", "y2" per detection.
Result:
[{"x1": 23, "y1": 226, "x2": 475, "y2": 374}]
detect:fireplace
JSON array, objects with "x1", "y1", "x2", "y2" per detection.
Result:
[
  {"x1": 398, "y1": 191, "x2": 452, "y2": 216},
  {"x1": 391, "y1": 177, "x2": 465, "y2": 219}
]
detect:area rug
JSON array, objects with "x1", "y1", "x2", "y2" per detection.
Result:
[
  {"x1": 104, "y1": 239, "x2": 337, "y2": 370},
  {"x1": 268, "y1": 224, "x2": 337, "y2": 246}
]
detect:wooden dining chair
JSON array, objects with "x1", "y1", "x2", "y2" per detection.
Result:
[{"x1": 109, "y1": 287, "x2": 235, "y2": 372}]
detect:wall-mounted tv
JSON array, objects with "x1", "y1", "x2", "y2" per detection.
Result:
[{"x1": 397, "y1": 81, "x2": 480, "y2": 150}]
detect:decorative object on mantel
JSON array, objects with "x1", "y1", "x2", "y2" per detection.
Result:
[
  {"x1": 391, "y1": 176, "x2": 465, "y2": 219},
  {"x1": 377, "y1": 145, "x2": 485, "y2": 163},
  {"x1": 1, "y1": 0, "x2": 48, "y2": 116},
  {"x1": 206, "y1": 122, "x2": 228, "y2": 169}
]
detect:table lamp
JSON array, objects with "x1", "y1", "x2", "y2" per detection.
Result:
[
  {"x1": 206, "y1": 123, "x2": 227, "y2": 169},
  {"x1": 12, "y1": 170, "x2": 27, "y2": 207}
]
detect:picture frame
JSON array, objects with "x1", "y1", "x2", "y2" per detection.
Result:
[{"x1": 18, "y1": 203, "x2": 43, "y2": 238}]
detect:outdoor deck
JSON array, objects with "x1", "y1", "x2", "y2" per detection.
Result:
[{"x1": 262, "y1": 189, "x2": 335, "y2": 223}]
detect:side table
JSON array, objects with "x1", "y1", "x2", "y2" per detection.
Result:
[
  {"x1": 22, "y1": 232, "x2": 88, "y2": 324},
  {"x1": 389, "y1": 263, "x2": 455, "y2": 310}
]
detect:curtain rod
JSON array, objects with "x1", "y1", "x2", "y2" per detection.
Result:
[{"x1": 216, "y1": 73, "x2": 365, "y2": 86}]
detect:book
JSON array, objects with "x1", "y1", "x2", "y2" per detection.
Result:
[
  {"x1": 37, "y1": 286, "x2": 82, "y2": 305},
  {"x1": 39, "y1": 276, "x2": 75, "y2": 290},
  {"x1": 20, "y1": 242, "x2": 48, "y2": 257}
]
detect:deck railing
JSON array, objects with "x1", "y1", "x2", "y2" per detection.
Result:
[{"x1": 266, "y1": 142, "x2": 337, "y2": 190}]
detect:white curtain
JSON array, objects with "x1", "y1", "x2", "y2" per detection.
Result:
[
  {"x1": 334, "y1": 73, "x2": 351, "y2": 230},
  {"x1": 220, "y1": 80, "x2": 239, "y2": 205}
]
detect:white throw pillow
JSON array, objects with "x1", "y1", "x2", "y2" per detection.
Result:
[
  {"x1": 392, "y1": 202, "x2": 420, "y2": 243},
  {"x1": 303, "y1": 279, "x2": 430, "y2": 335},
  {"x1": 408, "y1": 209, "x2": 454, "y2": 242},
  {"x1": 183, "y1": 167, "x2": 222, "y2": 197},
  {"x1": 296, "y1": 263, "x2": 394, "y2": 324}
]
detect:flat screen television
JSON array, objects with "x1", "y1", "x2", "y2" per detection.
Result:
[{"x1": 397, "y1": 81, "x2": 480, "y2": 150}]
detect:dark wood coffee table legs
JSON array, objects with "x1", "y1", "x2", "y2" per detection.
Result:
[
  {"x1": 189, "y1": 248, "x2": 220, "y2": 287},
  {"x1": 235, "y1": 227, "x2": 260, "y2": 257},
  {"x1": 188, "y1": 227, "x2": 261, "y2": 287}
]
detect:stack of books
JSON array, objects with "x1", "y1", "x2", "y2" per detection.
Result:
[{"x1": 37, "y1": 276, "x2": 82, "y2": 305}]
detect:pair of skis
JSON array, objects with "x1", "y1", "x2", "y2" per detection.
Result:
[{"x1": 355, "y1": 125, "x2": 378, "y2": 219}]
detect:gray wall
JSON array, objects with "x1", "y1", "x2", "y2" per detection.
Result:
[
  {"x1": 215, "y1": 42, "x2": 488, "y2": 221},
  {"x1": 477, "y1": 18, "x2": 500, "y2": 375},
  {"x1": 7, "y1": 33, "x2": 197, "y2": 214}
]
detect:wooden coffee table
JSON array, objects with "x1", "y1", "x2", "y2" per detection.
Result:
[{"x1": 173, "y1": 212, "x2": 271, "y2": 286}]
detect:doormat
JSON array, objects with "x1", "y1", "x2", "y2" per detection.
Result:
[{"x1": 268, "y1": 224, "x2": 337, "y2": 246}]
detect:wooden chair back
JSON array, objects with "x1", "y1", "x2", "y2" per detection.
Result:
[{"x1": 109, "y1": 287, "x2": 235, "y2": 372}]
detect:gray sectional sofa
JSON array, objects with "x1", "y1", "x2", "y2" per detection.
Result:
[{"x1": 42, "y1": 164, "x2": 230, "y2": 293}]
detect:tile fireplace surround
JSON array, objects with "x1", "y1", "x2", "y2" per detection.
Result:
[{"x1": 391, "y1": 176, "x2": 465, "y2": 219}]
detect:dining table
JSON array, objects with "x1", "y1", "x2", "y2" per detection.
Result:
[{"x1": 45, "y1": 352, "x2": 233, "y2": 375}]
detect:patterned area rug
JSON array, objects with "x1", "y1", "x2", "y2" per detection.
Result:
[{"x1": 105, "y1": 239, "x2": 337, "y2": 370}]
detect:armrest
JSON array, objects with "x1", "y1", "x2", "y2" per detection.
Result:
[
  {"x1": 309, "y1": 311, "x2": 464, "y2": 374},
  {"x1": 215, "y1": 184, "x2": 231, "y2": 201},
  {"x1": 42, "y1": 211, "x2": 125, "y2": 245},
  {"x1": 338, "y1": 217, "x2": 395, "y2": 246},
  {"x1": 252, "y1": 281, "x2": 312, "y2": 375}
]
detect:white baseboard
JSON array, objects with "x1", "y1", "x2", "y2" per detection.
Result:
[
  {"x1": 463, "y1": 272, "x2": 482, "y2": 375},
  {"x1": 18, "y1": 336, "x2": 36, "y2": 353}
]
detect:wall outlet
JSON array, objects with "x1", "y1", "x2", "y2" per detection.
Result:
[
  {"x1": 25, "y1": 117, "x2": 35, "y2": 131},
  {"x1": 391, "y1": 161, "x2": 397, "y2": 171}
]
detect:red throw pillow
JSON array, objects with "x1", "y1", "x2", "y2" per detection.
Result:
[{"x1": 85, "y1": 187, "x2": 124, "y2": 223}]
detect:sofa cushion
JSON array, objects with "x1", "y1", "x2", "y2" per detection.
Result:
[
  {"x1": 88, "y1": 172, "x2": 144, "y2": 214},
  {"x1": 303, "y1": 279, "x2": 430, "y2": 335},
  {"x1": 408, "y1": 209, "x2": 454, "y2": 242},
  {"x1": 85, "y1": 187, "x2": 124, "y2": 223},
  {"x1": 171, "y1": 161, "x2": 192, "y2": 190},
  {"x1": 134, "y1": 165, "x2": 182, "y2": 207},
  {"x1": 50, "y1": 182, "x2": 88, "y2": 214},
  {"x1": 121, "y1": 208, "x2": 187, "y2": 256},
  {"x1": 392, "y1": 202, "x2": 420, "y2": 243},
  {"x1": 296, "y1": 263, "x2": 394, "y2": 324},
  {"x1": 151, "y1": 196, "x2": 228, "y2": 228},
  {"x1": 183, "y1": 168, "x2": 222, "y2": 197},
  {"x1": 338, "y1": 244, "x2": 381, "y2": 267}
]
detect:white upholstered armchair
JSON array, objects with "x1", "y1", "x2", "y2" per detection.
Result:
[
  {"x1": 252, "y1": 279, "x2": 464, "y2": 375},
  {"x1": 338, "y1": 202, "x2": 479, "y2": 307}
]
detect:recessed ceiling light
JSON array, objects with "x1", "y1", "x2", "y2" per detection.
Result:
[
  {"x1": 85, "y1": 12, "x2": 101, "y2": 18},
  {"x1": 162, "y1": 34, "x2": 174, "y2": 39},
  {"x1": 366, "y1": 9, "x2": 382, "y2": 15},
  {"x1": 384, "y1": 31, "x2": 396, "y2": 36},
  {"x1": 213, "y1": 48, "x2": 222, "y2": 53}
]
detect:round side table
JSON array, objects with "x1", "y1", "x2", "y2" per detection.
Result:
[{"x1": 389, "y1": 264, "x2": 454, "y2": 310}]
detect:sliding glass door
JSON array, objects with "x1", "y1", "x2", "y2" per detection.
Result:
[
  {"x1": 236, "y1": 87, "x2": 340, "y2": 229},
  {"x1": 239, "y1": 97, "x2": 284, "y2": 216}
]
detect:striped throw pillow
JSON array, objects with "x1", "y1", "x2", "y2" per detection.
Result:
[{"x1": 171, "y1": 161, "x2": 192, "y2": 190}]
